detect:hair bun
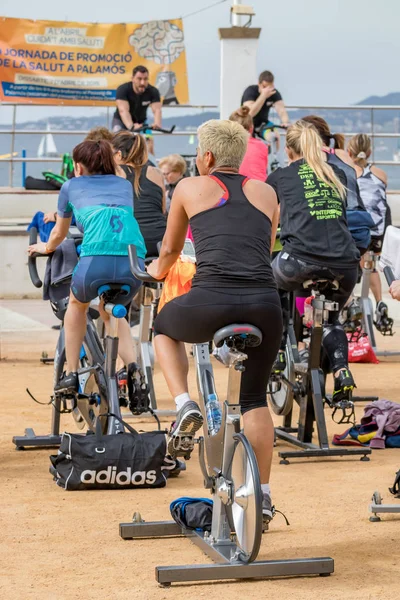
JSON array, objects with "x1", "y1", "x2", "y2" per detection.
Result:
[{"x1": 238, "y1": 105, "x2": 250, "y2": 117}]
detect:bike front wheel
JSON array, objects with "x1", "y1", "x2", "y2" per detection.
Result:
[
  {"x1": 268, "y1": 343, "x2": 295, "y2": 416},
  {"x1": 227, "y1": 433, "x2": 263, "y2": 563}
]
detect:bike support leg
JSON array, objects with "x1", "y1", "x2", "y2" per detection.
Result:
[
  {"x1": 119, "y1": 520, "x2": 334, "y2": 586},
  {"x1": 12, "y1": 395, "x2": 62, "y2": 449}
]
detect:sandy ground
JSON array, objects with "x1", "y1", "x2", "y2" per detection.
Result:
[{"x1": 1, "y1": 300, "x2": 400, "y2": 600}]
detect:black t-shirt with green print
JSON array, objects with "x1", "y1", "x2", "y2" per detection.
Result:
[{"x1": 268, "y1": 159, "x2": 360, "y2": 268}]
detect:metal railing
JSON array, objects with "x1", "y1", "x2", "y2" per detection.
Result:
[
  {"x1": 0, "y1": 103, "x2": 218, "y2": 186},
  {"x1": 0, "y1": 102, "x2": 399, "y2": 187}
]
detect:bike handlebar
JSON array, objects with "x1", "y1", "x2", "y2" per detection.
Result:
[
  {"x1": 383, "y1": 266, "x2": 395, "y2": 286},
  {"x1": 128, "y1": 245, "x2": 164, "y2": 283},
  {"x1": 28, "y1": 227, "x2": 47, "y2": 288},
  {"x1": 261, "y1": 121, "x2": 288, "y2": 131},
  {"x1": 134, "y1": 124, "x2": 176, "y2": 135}
]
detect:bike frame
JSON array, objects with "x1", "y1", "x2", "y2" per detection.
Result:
[
  {"x1": 274, "y1": 289, "x2": 371, "y2": 464},
  {"x1": 13, "y1": 312, "x2": 109, "y2": 448},
  {"x1": 360, "y1": 251, "x2": 400, "y2": 357},
  {"x1": 120, "y1": 338, "x2": 334, "y2": 585}
]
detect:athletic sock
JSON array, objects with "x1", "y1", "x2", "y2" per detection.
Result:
[
  {"x1": 174, "y1": 392, "x2": 191, "y2": 411},
  {"x1": 261, "y1": 483, "x2": 271, "y2": 496}
]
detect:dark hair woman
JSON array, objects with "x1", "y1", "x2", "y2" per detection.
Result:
[
  {"x1": 28, "y1": 139, "x2": 146, "y2": 392},
  {"x1": 112, "y1": 131, "x2": 167, "y2": 257}
]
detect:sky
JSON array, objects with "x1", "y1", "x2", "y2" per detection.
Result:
[{"x1": 0, "y1": 0, "x2": 399, "y2": 121}]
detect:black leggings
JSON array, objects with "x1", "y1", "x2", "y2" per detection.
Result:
[
  {"x1": 272, "y1": 252, "x2": 358, "y2": 373},
  {"x1": 154, "y1": 286, "x2": 283, "y2": 414}
]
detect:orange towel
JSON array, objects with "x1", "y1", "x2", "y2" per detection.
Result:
[{"x1": 158, "y1": 258, "x2": 196, "y2": 312}]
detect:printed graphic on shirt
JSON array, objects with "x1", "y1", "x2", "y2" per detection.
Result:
[{"x1": 298, "y1": 163, "x2": 342, "y2": 220}]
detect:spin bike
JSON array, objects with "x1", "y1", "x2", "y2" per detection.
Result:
[
  {"x1": 12, "y1": 229, "x2": 154, "y2": 450},
  {"x1": 369, "y1": 266, "x2": 400, "y2": 522},
  {"x1": 130, "y1": 259, "x2": 175, "y2": 418},
  {"x1": 119, "y1": 247, "x2": 334, "y2": 586},
  {"x1": 359, "y1": 250, "x2": 398, "y2": 357},
  {"x1": 256, "y1": 121, "x2": 287, "y2": 174},
  {"x1": 268, "y1": 278, "x2": 371, "y2": 464}
]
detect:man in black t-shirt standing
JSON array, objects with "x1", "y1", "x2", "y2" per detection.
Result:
[
  {"x1": 241, "y1": 70, "x2": 289, "y2": 132},
  {"x1": 112, "y1": 65, "x2": 162, "y2": 132}
]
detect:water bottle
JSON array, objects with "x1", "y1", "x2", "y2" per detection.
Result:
[
  {"x1": 205, "y1": 393, "x2": 222, "y2": 436},
  {"x1": 303, "y1": 296, "x2": 314, "y2": 329}
]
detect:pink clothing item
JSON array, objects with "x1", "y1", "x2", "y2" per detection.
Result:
[
  {"x1": 361, "y1": 400, "x2": 400, "y2": 449},
  {"x1": 239, "y1": 137, "x2": 268, "y2": 182},
  {"x1": 186, "y1": 225, "x2": 194, "y2": 242}
]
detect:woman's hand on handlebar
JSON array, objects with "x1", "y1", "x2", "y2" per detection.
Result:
[
  {"x1": 389, "y1": 280, "x2": 400, "y2": 301},
  {"x1": 146, "y1": 258, "x2": 165, "y2": 280},
  {"x1": 28, "y1": 241, "x2": 49, "y2": 256}
]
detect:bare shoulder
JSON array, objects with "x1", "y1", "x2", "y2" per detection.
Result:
[
  {"x1": 370, "y1": 165, "x2": 388, "y2": 185},
  {"x1": 336, "y1": 149, "x2": 356, "y2": 168},
  {"x1": 244, "y1": 178, "x2": 277, "y2": 202},
  {"x1": 146, "y1": 165, "x2": 163, "y2": 185},
  {"x1": 175, "y1": 175, "x2": 211, "y2": 193}
]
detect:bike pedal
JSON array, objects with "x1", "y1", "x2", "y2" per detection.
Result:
[
  {"x1": 55, "y1": 394, "x2": 77, "y2": 413},
  {"x1": 169, "y1": 433, "x2": 195, "y2": 457}
]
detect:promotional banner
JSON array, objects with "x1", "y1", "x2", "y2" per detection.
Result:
[{"x1": 0, "y1": 17, "x2": 189, "y2": 106}]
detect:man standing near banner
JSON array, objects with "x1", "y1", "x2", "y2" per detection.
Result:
[{"x1": 112, "y1": 65, "x2": 162, "y2": 132}]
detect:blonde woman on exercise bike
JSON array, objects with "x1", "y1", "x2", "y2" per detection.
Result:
[
  {"x1": 146, "y1": 119, "x2": 281, "y2": 524},
  {"x1": 269, "y1": 120, "x2": 360, "y2": 408}
]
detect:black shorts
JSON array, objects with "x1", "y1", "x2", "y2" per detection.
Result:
[
  {"x1": 272, "y1": 252, "x2": 358, "y2": 311},
  {"x1": 154, "y1": 286, "x2": 283, "y2": 414}
]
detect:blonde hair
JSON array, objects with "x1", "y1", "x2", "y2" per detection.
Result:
[
  {"x1": 85, "y1": 126, "x2": 113, "y2": 143},
  {"x1": 197, "y1": 119, "x2": 248, "y2": 170},
  {"x1": 348, "y1": 134, "x2": 371, "y2": 168},
  {"x1": 286, "y1": 120, "x2": 346, "y2": 200},
  {"x1": 111, "y1": 131, "x2": 148, "y2": 195},
  {"x1": 228, "y1": 105, "x2": 253, "y2": 132},
  {"x1": 159, "y1": 154, "x2": 187, "y2": 176}
]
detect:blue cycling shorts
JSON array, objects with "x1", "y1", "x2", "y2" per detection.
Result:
[{"x1": 71, "y1": 255, "x2": 143, "y2": 304}]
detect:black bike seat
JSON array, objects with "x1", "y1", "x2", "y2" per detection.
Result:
[
  {"x1": 213, "y1": 324, "x2": 263, "y2": 348},
  {"x1": 303, "y1": 279, "x2": 339, "y2": 293},
  {"x1": 97, "y1": 283, "x2": 130, "y2": 302}
]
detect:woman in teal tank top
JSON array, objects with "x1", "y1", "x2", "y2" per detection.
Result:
[{"x1": 28, "y1": 139, "x2": 145, "y2": 392}]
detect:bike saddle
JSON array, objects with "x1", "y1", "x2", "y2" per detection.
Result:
[
  {"x1": 213, "y1": 324, "x2": 263, "y2": 349},
  {"x1": 97, "y1": 284, "x2": 131, "y2": 303},
  {"x1": 303, "y1": 278, "x2": 339, "y2": 294}
]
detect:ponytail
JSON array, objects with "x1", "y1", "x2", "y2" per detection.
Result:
[
  {"x1": 228, "y1": 105, "x2": 253, "y2": 132},
  {"x1": 112, "y1": 131, "x2": 148, "y2": 195},
  {"x1": 73, "y1": 139, "x2": 116, "y2": 175},
  {"x1": 286, "y1": 120, "x2": 346, "y2": 200},
  {"x1": 348, "y1": 133, "x2": 371, "y2": 168},
  {"x1": 302, "y1": 115, "x2": 345, "y2": 149},
  {"x1": 331, "y1": 133, "x2": 345, "y2": 150}
]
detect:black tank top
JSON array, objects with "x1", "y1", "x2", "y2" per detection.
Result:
[
  {"x1": 121, "y1": 164, "x2": 166, "y2": 242},
  {"x1": 189, "y1": 172, "x2": 276, "y2": 288}
]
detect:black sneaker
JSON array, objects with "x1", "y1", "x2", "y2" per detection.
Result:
[
  {"x1": 169, "y1": 458, "x2": 187, "y2": 477},
  {"x1": 272, "y1": 350, "x2": 286, "y2": 374},
  {"x1": 55, "y1": 371, "x2": 79, "y2": 393},
  {"x1": 332, "y1": 369, "x2": 355, "y2": 405},
  {"x1": 374, "y1": 301, "x2": 394, "y2": 335},
  {"x1": 167, "y1": 401, "x2": 203, "y2": 457},
  {"x1": 298, "y1": 348, "x2": 310, "y2": 363}
]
